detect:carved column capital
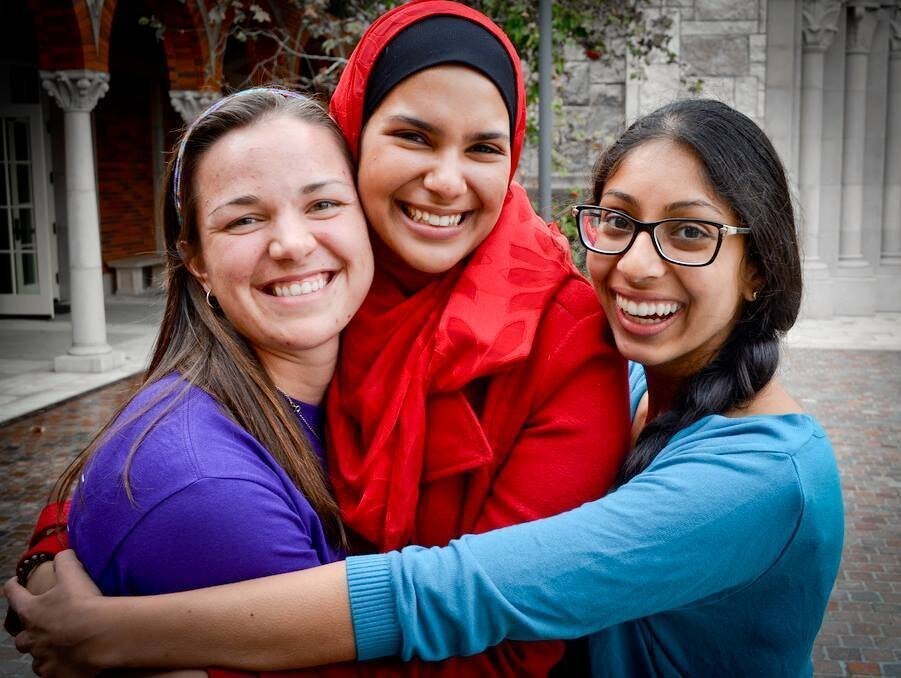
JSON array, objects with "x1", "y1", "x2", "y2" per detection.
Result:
[
  {"x1": 40, "y1": 70, "x2": 110, "y2": 113},
  {"x1": 846, "y1": 1, "x2": 882, "y2": 54},
  {"x1": 889, "y1": 4, "x2": 901, "y2": 54},
  {"x1": 169, "y1": 89, "x2": 222, "y2": 123},
  {"x1": 802, "y1": 0, "x2": 843, "y2": 52}
]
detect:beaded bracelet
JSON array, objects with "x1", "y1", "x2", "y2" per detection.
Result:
[{"x1": 16, "y1": 552, "x2": 54, "y2": 587}]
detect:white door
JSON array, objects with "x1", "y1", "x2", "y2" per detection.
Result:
[{"x1": 0, "y1": 105, "x2": 54, "y2": 316}]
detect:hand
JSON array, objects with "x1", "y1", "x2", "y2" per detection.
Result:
[{"x1": 4, "y1": 550, "x2": 104, "y2": 677}]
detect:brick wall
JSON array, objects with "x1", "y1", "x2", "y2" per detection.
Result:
[{"x1": 95, "y1": 77, "x2": 158, "y2": 263}]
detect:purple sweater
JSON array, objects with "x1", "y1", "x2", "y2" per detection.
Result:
[{"x1": 69, "y1": 373, "x2": 343, "y2": 596}]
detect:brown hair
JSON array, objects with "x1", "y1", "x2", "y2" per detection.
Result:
[{"x1": 55, "y1": 89, "x2": 350, "y2": 547}]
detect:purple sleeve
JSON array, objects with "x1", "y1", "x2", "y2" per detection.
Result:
[{"x1": 100, "y1": 476, "x2": 327, "y2": 595}]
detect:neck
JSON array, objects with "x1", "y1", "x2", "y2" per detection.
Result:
[{"x1": 256, "y1": 339, "x2": 338, "y2": 406}]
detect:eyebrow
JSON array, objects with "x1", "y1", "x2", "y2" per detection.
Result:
[
  {"x1": 209, "y1": 194, "x2": 259, "y2": 217},
  {"x1": 386, "y1": 115, "x2": 509, "y2": 144},
  {"x1": 387, "y1": 115, "x2": 438, "y2": 135},
  {"x1": 601, "y1": 191, "x2": 725, "y2": 217},
  {"x1": 207, "y1": 180, "x2": 352, "y2": 217}
]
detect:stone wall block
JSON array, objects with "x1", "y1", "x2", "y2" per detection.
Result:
[
  {"x1": 559, "y1": 106, "x2": 591, "y2": 175},
  {"x1": 635, "y1": 62, "x2": 685, "y2": 115},
  {"x1": 561, "y1": 62, "x2": 590, "y2": 105},
  {"x1": 563, "y1": 42, "x2": 587, "y2": 62},
  {"x1": 645, "y1": 7, "x2": 682, "y2": 61},
  {"x1": 682, "y1": 20, "x2": 759, "y2": 35},
  {"x1": 750, "y1": 61, "x2": 766, "y2": 82},
  {"x1": 697, "y1": 0, "x2": 758, "y2": 21},
  {"x1": 750, "y1": 33, "x2": 767, "y2": 62},
  {"x1": 696, "y1": 76, "x2": 736, "y2": 107},
  {"x1": 587, "y1": 83, "x2": 627, "y2": 142},
  {"x1": 682, "y1": 35, "x2": 750, "y2": 76},
  {"x1": 734, "y1": 76, "x2": 760, "y2": 118},
  {"x1": 590, "y1": 56, "x2": 626, "y2": 84}
]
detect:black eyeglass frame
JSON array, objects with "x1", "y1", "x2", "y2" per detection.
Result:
[{"x1": 571, "y1": 204, "x2": 751, "y2": 267}]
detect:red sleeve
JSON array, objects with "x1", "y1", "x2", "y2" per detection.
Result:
[
  {"x1": 4, "y1": 501, "x2": 72, "y2": 635},
  {"x1": 17, "y1": 500, "x2": 72, "y2": 575},
  {"x1": 432, "y1": 278, "x2": 629, "y2": 677},
  {"x1": 472, "y1": 276, "x2": 630, "y2": 532},
  {"x1": 387, "y1": 279, "x2": 630, "y2": 677}
]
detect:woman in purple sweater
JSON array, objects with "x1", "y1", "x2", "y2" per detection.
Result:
[{"x1": 51, "y1": 89, "x2": 373, "y2": 596}]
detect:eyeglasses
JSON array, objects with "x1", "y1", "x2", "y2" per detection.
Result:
[{"x1": 571, "y1": 205, "x2": 750, "y2": 267}]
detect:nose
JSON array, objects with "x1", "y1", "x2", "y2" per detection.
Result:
[
  {"x1": 616, "y1": 232, "x2": 666, "y2": 282},
  {"x1": 268, "y1": 213, "x2": 317, "y2": 261},
  {"x1": 423, "y1": 153, "x2": 467, "y2": 201}
]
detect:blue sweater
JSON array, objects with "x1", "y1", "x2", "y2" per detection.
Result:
[
  {"x1": 346, "y1": 367, "x2": 844, "y2": 676},
  {"x1": 69, "y1": 373, "x2": 342, "y2": 596}
]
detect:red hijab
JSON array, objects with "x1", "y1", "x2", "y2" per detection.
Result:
[{"x1": 327, "y1": 0, "x2": 579, "y2": 551}]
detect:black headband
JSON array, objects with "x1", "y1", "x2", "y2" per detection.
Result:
[{"x1": 362, "y1": 15, "x2": 517, "y2": 131}]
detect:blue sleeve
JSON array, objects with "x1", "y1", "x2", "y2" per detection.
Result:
[
  {"x1": 102, "y1": 477, "x2": 325, "y2": 595},
  {"x1": 347, "y1": 443, "x2": 805, "y2": 661}
]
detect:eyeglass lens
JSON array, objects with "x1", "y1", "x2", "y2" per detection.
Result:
[{"x1": 579, "y1": 208, "x2": 721, "y2": 265}]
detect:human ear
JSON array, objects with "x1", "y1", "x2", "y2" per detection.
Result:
[
  {"x1": 741, "y1": 258, "x2": 764, "y2": 302},
  {"x1": 180, "y1": 240, "x2": 210, "y2": 292}
]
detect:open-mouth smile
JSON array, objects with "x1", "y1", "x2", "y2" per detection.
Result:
[
  {"x1": 616, "y1": 293, "x2": 684, "y2": 325},
  {"x1": 399, "y1": 202, "x2": 470, "y2": 227},
  {"x1": 266, "y1": 272, "x2": 334, "y2": 298}
]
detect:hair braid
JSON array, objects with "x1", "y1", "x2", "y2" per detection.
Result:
[{"x1": 617, "y1": 323, "x2": 780, "y2": 485}]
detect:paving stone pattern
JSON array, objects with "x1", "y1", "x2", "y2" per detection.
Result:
[{"x1": 1, "y1": 349, "x2": 899, "y2": 676}]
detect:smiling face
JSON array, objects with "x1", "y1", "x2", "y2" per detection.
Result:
[
  {"x1": 587, "y1": 139, "x2": 757, "y2": 380},
  {"x1": 187, "y1": 114, "x2": 373, "y2": 363},
  {"x1": 356, "y1": 65, "x2": 512, "y2": 273}
]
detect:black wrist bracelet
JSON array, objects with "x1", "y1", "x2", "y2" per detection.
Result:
[{"x1": 16, "y1": 552, "x2": 54, "y2": 587}]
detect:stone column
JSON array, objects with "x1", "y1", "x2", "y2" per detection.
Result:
[
  {"x1": 839, "y1": 1, "x2": 881, "y2": 265},
  {"x1": 41, "y1": 70, "x2": 124, "y2": 372},
  {"x1": 883, "y1": 7, "x2": 901, "y2": 264},
  {"x1": 169, "y1": 89, "x2": 222, "y2": 124},
  {"x1": 799, "y1": 0, "x2": 843, "y2": 266}
]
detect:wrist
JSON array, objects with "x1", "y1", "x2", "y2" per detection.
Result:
[
  {"x1": 17, "y1": 552, "x2": 54, "y2": 586},
  {"x1": 80, "y1": 596, "x2": 129, "y2": 669}
]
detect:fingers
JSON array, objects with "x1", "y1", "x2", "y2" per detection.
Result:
[
  {"x1": 4, "y1": 576, "x2": 34, "y2": 624},
  {"x1": 14, "y1": 628, "x2": 34, "y2": 654},
  {"x1": 53, "y1": 551, "x2": 100, "y2": 595}
]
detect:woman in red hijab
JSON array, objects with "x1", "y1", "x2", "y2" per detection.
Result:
[
  {"x1": 321, "y1": 2, "x2": 629, "y2": 673},
  {"x1": 11, "y1": 2, "x2": 629, "y2": 675}
]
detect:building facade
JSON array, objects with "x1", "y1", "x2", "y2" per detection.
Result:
[
  {"x1": 0, "y1": 1, "x2": 898, "y2": 372},
  {"x1": 524, "y1": 0, "x2": 901, "y2": 319}
]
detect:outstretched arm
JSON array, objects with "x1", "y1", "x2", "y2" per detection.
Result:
[{"x1": 6, "y1": 551, "x2": 356, "y2": 674}]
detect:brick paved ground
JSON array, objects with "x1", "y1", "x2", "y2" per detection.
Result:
[{"x1": 1, "y1": 348, "x2": 899, "y2": 676}]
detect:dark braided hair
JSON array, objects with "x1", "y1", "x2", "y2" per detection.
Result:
[{"x1": 591, "y1": 100, "x2": 802, "y2": 486}]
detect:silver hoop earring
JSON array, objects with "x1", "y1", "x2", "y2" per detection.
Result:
[
  {"x1": 751, "y1": 289, "x2": 759, "y2": 301},
  {"x1": 205, "y1": 288, "x2": 218, "y2": 309}
]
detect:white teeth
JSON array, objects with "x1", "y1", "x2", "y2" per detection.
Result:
[
  {"x1": 404, "y1": 204, "x2": 463, "y2": 227},
  {"x1": 272, "y1": 274, "x2": 328, "y2": 298},
  {"x1": 616, "y1": 294, "x2": 681, "y2": 319}
]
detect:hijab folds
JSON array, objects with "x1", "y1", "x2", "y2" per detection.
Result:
[{"x1": 327, "y1": 0, "x2": 579, "y2": 551}]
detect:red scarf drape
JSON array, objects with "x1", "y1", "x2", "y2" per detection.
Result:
[
  {"x1": 327, "y1": 183, "x2": 576, "y2": 550},
  {"x1": 326, "y1": 0, "x2": 576, "y2": 551}
]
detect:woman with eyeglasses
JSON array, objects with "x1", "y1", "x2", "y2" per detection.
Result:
[{"x1": 7, "y1": 98, "x2": 843, "y2": 677}]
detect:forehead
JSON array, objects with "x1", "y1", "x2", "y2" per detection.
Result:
[
  {"x1": 194, "y1": 115, "x2": 352, "y2": 191},
  {"x1": 605, "y1": 139, "x2": 732, "y2": 213}
]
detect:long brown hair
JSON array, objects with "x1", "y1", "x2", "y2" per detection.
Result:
[{"x1": 55, "y1": 90, "x2": 351, "y2": 546}]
